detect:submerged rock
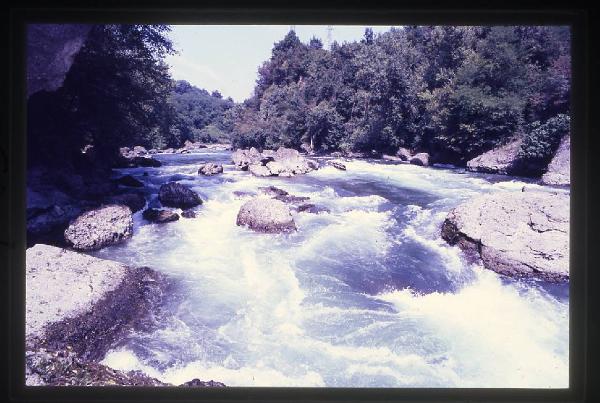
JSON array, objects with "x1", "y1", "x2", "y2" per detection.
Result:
[
  {"x1": 114, "y1": 174, "x2": 143, "y2": 188},
  {"x1": 466, "y1": 138, "x2": 522, "y2": 174},
  {"x1": 236, "y1": 197, "x2": 296, "y2": 233},
  {"x1": 258, "y1": 186, "x2": 289, "y2": 197},
  {"x1": 158, "y1": 182, "x2": 202, "y2": 209},
  {"x1": 64, "y1": 205, "x2": 133, "y2": 251},
  {"x1": 142, "y1": 208, "x2": 179, "y2": 223},
  {"x1": 331, "y1": 161, "x2": 347, "y2": 171},
  {"x1": 541, "y1": 135, "x2": 570, "y2": 186},
  {"x1": 441, "y1": 191, "x2": 569, "y2": 282},
  {"x1": 181, "y1": 210, "x2": 196, "y2": 218},
  {"x1": 409, "y1": 152, "x2": 430, "y2": 166},
  {"x1": 198, "y1": 163, "x2": 224, "y2": 176},
  {"x1": 295, "y1": 203, "x2": 331, "y2": 214},
  {"x1": 106, "y1": 192, "x2": 146, "y2": 213}
]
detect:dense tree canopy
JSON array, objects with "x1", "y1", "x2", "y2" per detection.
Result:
[{"x1": 229, "y1": 26, "x2": 571, "y2": 171}]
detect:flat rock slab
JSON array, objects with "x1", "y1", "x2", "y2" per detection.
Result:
[
  {"x1": 26, "y1": 244, "x2": 166, "y2": 361},
  {"x1": 466, "y1": 138, "x2": 522, "y2": 174},
  {"x1": 26, "y1": 244, "x2": 129, "y2": 340},
  {"x1": 441, "y1": 191, "x2": 569, "y2": 281}
]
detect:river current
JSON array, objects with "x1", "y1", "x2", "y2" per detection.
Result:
[{"x1": 93, "y1": 150, "x2": 569, "y2": 388}]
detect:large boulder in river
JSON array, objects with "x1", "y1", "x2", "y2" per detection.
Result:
[
  {"x1": 64, "y1": 205, "x2": 133, "y2": 251},
  {"x1": 466, "y1": 138, "x2": 522, "y2": 174},
  {"x1": 409, "y1": 153, "x2": 430, "y2": 166},
  {"x1": 236, "y1": 197, "x2": 297, "y2": 233},
  {"x1": 198, "y1": 163, "x2": 223, "y2": 176},
  {"x1": 441, "y1": 191, "x2": 569, "y2": 282},
  {"x1": 158, "y1": 182, "x2": 202, "y2": 209},
  {"x1": 541, "y1": 135, "x2": 570, "y2": 186},
  {"x1": 232, "y1": 147, "x2": 262, "y2": 170}
]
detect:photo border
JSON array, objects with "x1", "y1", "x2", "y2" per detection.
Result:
[{"x1": 3, "y1": 2, "x2": 593, "y2": 402}]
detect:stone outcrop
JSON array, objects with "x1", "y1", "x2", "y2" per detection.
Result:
[
  {"x1": 409, "y1": 152, "x2": 430, "y2": 167},
  {"x1": 396, "y1": 147, "x2": 412, "y2": 161},
  {"x1": 236, "y1": 197, "x2": 297, "y2": 233},
  {"x1": 25, "y1": 244, "x2": 223, "y2": 387},
  {"x1": 27, "y1": 24, "x2": 91, "y2": 96},
  {"x1": 541, "y1": 135, "x2": 570, "y2": 186},
  {"x1": 158, "y1": 182, "x2": 202, "y2": 209},
  {"x1": 64, "y1": 205, "x2": 133, "y2": 250},
  {"x1": 198, "y1": 163, "x2": 224, "y2": 176},
  {"x1": 233, "y1": 147, "x2": 318, "y2": 177},
  {"x1": 441, "y1": 191, "x2": 569, "y2": 282},
  {"x1": 466, "y1": 138, "x2": 522, "y2": 174},
  {"x1": 25, "y1": 245, "x2": 166, "y2": 359},
  {"x1": 142, "y1": 208, "x2": 180, "y2": 223}
]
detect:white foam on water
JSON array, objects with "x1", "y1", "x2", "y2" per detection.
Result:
[
  {"x1": 377, "y1": 267, "x2": 569, "y2": 388},
  {"x1": 97, "y1": 152, "x2": 569, "y2": 388}
]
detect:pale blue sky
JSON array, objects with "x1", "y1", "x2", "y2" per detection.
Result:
[{"x1": 165, "y1": 25, "x2": 394, "y2": 102}]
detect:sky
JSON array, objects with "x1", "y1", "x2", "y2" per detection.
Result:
[{"x1": 165, "y1": 25, "x2": 394, "y2": 102}]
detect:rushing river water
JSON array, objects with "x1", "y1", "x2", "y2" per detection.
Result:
[{"x1": 93, "y1": 150, "x2": 569, "y2": 388}]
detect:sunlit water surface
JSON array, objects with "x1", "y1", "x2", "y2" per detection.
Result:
[{"x1": 93, "y1": 150, "x2": 569, "y2": 388}]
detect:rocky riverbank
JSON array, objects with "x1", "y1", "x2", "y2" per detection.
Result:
[
  {"x1": 441, "y1": 190, "x2": 569, "y2": 282},
  {"x1": 25, "y1": 244, "x2": 225, "y2": 387}
]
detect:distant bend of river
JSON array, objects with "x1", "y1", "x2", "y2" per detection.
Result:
[{"x1": 93, "y1": 150, "x2": 569, "y2": 388}]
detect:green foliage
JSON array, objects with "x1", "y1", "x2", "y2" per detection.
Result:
[
  {"x1": 516, "y1": 114, "x2": 570, "y2": 174},
  {"x1": 168, "y1": 80, "x2": 234, "y2": 147},
  {"x1": 229, "y1": 26, "x2": 570, "y2": 172}
]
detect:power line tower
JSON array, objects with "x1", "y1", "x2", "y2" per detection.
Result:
[{"x1": 326, "y1": 25, "x2": 333, "y2": 49}]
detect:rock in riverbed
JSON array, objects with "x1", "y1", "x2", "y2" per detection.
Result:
[
  {"x1": 233, "y1": 147, "x2": 318, "y2": 177},
  {"x1": 541, "y1": 135, "x2": 570, "y2": 186},
  {"x1": 198, "y1": 163, "x2": 223, "y2": 176},
  {"x1": 158, "y1": 182, "x2": 202, "y2": 209},
  {"x1": 106, "y1": 192, "x2": 146, "y2": 213},
  {"x1": 441, "y1": 191, "x2": 569, "y2": 282},
  {"x1": 237, "y1": 197, "x2": 296, "y2": 233},
  {"x1": 466, "y1": 138, "x2": 522, "y2": 174},
  {"x1": 25, "y1": 244, "x2": 222, "y2": 386},
  {"x1": 409, "y1": 152, "x2": 430, "y2": 166},
  {"x1": 26, "y1": 244, "x2": 165, "y2": 359},
  {"x1": 331, "y1": 161, "x2": 347, "y2": 170},
  {"x1": 143, "y1": 208, "x2": 180, "y2": 223},
  {"x1": 64, "y1": 204, "x2": 133, "y2": 251},
  {"x1": 114, "y1": 174, "x2": 144, "y2": 188},
  {"x1": 396, "y1": 147, "x2": 412, "y2": 161}
]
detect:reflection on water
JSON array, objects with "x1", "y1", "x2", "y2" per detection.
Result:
[{"x1": 93, "y1": 150, "x2": 569, "y2": 388}]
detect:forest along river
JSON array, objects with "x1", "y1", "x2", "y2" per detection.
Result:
[{"x1": 93, "y1": 149, "x2": 569, "y2": 388}]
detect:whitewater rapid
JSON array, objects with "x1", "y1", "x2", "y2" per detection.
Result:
[{"x1": 93, "y1": 151, "x2": 569, "y2": 388}]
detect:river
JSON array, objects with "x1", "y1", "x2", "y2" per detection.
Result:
[{"x1": 92, "y1": 150, "x2": 569, "y2": 388}]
